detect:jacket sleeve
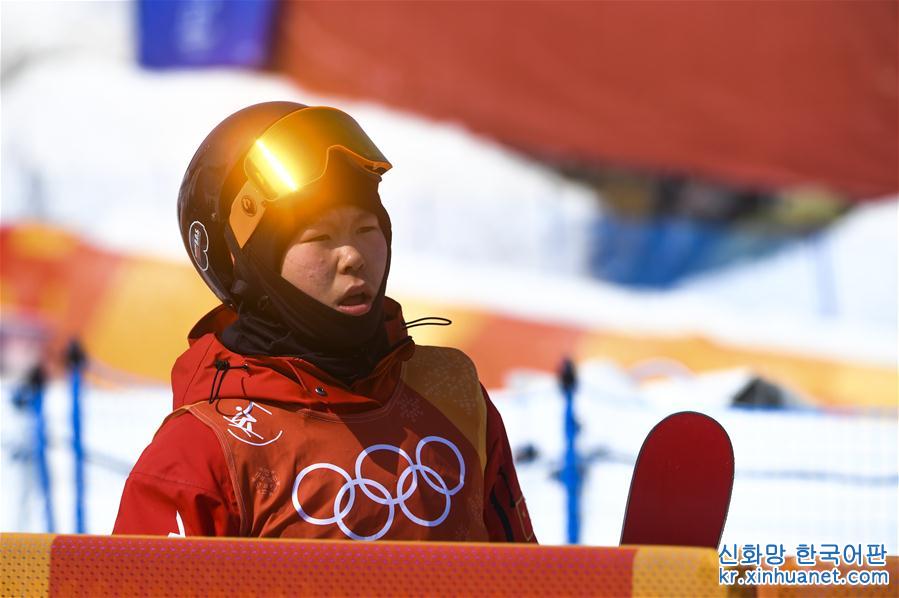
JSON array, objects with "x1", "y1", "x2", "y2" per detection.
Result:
[
  {"x1": 113, "y1": 411, "x2": 241, "y2": 537},
  {"x1": 482, "y1": 386, "x2": 538, "y2": 543}
]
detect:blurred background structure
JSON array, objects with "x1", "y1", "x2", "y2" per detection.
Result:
[{"x1": 1, "y1": 1, "x2": 896, "y2": 551}]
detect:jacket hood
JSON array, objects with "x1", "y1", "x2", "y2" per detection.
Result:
[{"x1": 171, "y1": 297, "x2": 414, "y2": 415}]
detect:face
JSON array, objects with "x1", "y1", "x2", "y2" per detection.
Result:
[{"x1": 280, "y1": 205, "x2": 388, "y2": 316}]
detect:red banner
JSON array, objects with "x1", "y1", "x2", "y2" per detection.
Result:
[{"x1": 273, "y1": 1, "x2": 897, "y2": 199}]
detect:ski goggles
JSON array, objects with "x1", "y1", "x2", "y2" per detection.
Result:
[{"x1": 229, "y1": 107, "x2": 392, "y2": 248}]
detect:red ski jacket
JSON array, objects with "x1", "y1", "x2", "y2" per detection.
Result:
[{"x1": 113, "y1": 299, "x2": 536, "y2": 543}]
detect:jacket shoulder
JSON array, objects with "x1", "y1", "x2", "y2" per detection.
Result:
[
  {"x1": 132, "y1": 410, "x2": 232, "y2": 496},
  {"x1": 401, "y1": 345, "x2": 481, "y2": 395},
  {"x1": 171, "y1": 332, "x2": 219, "y2": 408},
  {"x1": 400, "y1": 345, "x2": 488, "y2": 468},
  {"x1": 114, "y1": 410, "x2": 240, "y2": 536}
]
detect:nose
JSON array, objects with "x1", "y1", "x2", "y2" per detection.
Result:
[{"x1": 337, "y1": 243, "x2": 365, "y2": 275}]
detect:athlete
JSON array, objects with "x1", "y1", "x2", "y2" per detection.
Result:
[{"x1": 113, "y1": 102, "x2": 536, "y2": 542}]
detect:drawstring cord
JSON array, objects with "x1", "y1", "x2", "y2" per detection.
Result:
[
  {"x1": 396, "y1": 316, "x2": 452, "y2": 354},
  {"x1": 403, "y1": 316, "x2": 452, "y2": 330},
  {"x1": 209, "y1": 359, "x2": 250, "y2": 404}
]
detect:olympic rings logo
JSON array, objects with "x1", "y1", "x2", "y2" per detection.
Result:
[{"x1": 291, "y1": 436, "x2": 465, "y2": 541}]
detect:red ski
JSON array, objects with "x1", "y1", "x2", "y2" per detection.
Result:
[{"x1": 620, "y1": 411, "x2": 734, "y2": 548}]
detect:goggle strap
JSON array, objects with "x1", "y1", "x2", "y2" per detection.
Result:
[{"x1": 326, "y1": 144, "x2": 391, "y2": 176}]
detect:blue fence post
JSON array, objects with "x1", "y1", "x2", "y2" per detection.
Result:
[
  {"x1": 66, "y1": 340, "x2": 87, "y2": 534},
  {"x1": 559, "y1": 358, "x2": 580, "y2": 544},
  {"x1": 25, "y1": 365, "x2": 55, "y2": 533}
]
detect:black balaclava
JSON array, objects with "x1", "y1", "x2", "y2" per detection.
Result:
[{"x1": 221, "y1": 151, "x2": 398, "y2": 386}]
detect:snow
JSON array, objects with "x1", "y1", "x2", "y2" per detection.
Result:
[
  {"x1": 678, "y1": 200, "x2": 898, "y2": 332},
  {"x1": 1, "y1": 379, "x2": 170, "y2": 535},
  {"x1": 389, "y1": 248, "x2": 897, "y2": 367},
  {"x1": 1, "y1": 0, "x2": 896, "y2": 554}
]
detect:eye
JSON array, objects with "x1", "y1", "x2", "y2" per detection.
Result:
[
  {"x1": 302, "y1": 233, "x2": 330, "y2": 243},
  {"x1": 357, "y1": 225, "x2": 379, "y2": 234}
]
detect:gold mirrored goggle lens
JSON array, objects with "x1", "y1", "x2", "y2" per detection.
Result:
[
  {"x1": 230, "y1": 107, "x2": 392, "y2": 248},
  {"x1": 243, "y1": 106, "x2": 391, "y2": 202}
]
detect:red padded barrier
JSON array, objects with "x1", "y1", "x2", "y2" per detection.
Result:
[{"x1": 5, "y1": 534, "x2": 894, "y2": 597}]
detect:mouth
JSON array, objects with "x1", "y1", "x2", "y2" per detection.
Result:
[{"x1": 336, "y1": 289, "x2": 373, "y2": 316}]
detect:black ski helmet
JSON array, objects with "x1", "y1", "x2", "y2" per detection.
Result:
[{"x1": 177, "y1": 102, "x2": 392, "y2": 306}]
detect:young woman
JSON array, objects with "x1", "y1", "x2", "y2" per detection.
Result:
[{"x1": 113, "y1": 102, "x2": 535, "y2": 542}]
